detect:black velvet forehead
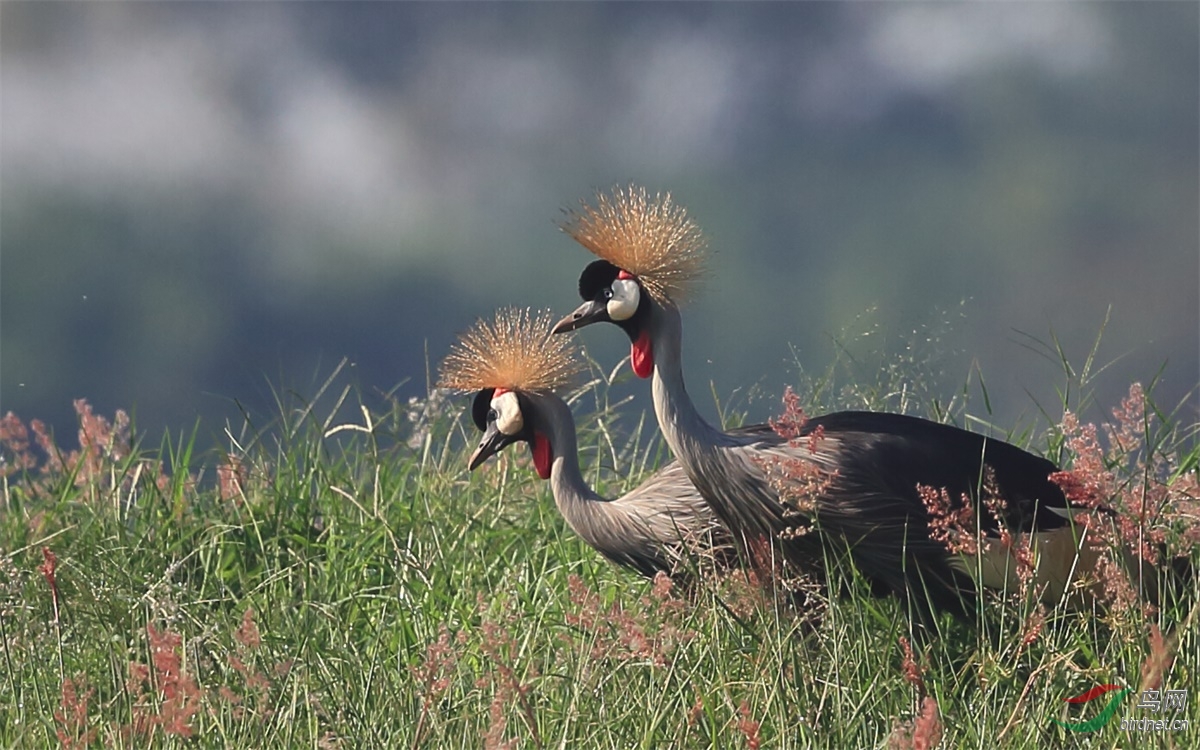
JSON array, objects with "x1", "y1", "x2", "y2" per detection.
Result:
[
  {"x1": 578, "y1": 259, "x2": 622, "y2": 301},
  {"x1": 470, "y1": 388, "x2": 495, "y2": 431}
]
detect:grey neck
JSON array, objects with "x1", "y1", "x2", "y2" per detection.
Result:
[
  {"x1": 645, "y1": 302, "x2": 780, "y2": 542},
  {"x1": 646, "y1": 303, "x2": 734, "y2": 457},
  {"x1": 536, "y1": 395, "x2": 607, "y2": 513},
  {"x1": 535, "y1": 393, "x2": 667, "y2": 568}
]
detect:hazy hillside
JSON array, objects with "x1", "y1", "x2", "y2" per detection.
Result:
[{"x1": 2, "y1": 2, "x2": 1196, "y2": 444}]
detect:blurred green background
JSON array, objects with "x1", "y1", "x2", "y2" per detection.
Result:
[{"x1": 2, "y1": 2, "x2": 1196, "y2": 444}]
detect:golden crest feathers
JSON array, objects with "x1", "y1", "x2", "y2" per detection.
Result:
[
  {"x1": 438, "y1": 307, "x2": 582, "y2": 393},
  {"x1": 562, "y1": 185, "x2": 707, "y2": 306}
]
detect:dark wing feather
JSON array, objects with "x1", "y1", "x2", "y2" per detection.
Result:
[
  {"x1": 779, "y1": 411, "x2": 1078, "y2": 624},
  {"x1": 725, "y1": 422, "x2": 787, "y2": 442},
  {"x1": 802, "y1": 411, "x2": 1072, "y2": 534}
]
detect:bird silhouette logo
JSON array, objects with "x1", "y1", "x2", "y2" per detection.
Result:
[{"x1": 1051, "y1": 684, "x2": 1131, "y2": 732}]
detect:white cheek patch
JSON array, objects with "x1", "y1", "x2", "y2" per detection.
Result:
[
  {"x1": 606, "y1": 278, "x2": 640, "y2": 321},
  {"x1": 491, "y1": 392, "x2": 524, "y2": 436}
]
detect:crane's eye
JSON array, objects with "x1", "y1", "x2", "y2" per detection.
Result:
[
  {"x1": 490, "y1": 391, "x2": 524, "y2": 436},
  {"x1": 606, "y1": 278, "x2": 640, "y2": 321},
  {"x1": 487, "y1": 408, "x2": 498, "y2": 422}
]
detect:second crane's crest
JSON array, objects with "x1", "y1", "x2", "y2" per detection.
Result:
[
  {"x1": 562, "y1": 185, "x2": 707, "y2": 306},
  {"x1": 439, "y1": 307, "x2": 582, "y2": 393}
]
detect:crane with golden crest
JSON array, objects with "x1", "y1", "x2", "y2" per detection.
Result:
[
  {"x1": 552, "y1": 186, "x2": 1112, "y2": 630},
  {"x1": 440, "y1": 307, "x2": 764, "y2": 579}
]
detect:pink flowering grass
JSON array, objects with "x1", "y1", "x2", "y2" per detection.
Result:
[
  {"x1": 2, "y1": 370, "x2": 1196, "y2": 748},
  {"x1": 793, "y1": 378, "x2": 1199, "y2": 625},
  {"x1": 888, "y1": 696, "x2": 943, "y2": 750},
  {"x1": 53, "y1": 677, "x2": 97, "y2": 750},
  {"x1": 758, "y1": 363, "x2": 1199, "y2": 744},
  {"x1": 735, "y1": 700, "x2": 762, "y2": 750},
  {"x1": 1054, "y1": 385, "x2": 1199, "y2": 544},
  {"x1": 563, "y1": 571, "x2": 695, "y2": 668}
]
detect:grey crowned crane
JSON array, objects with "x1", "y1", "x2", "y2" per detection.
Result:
[
  {"x1": 551, "y1": 186, "x2": 1110, "y2": 630},
  {"x1": 439, "y1": 307, "x2": 742, "y2": 580}
]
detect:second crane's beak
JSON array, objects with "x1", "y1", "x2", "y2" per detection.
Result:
[
  {"x1": 468, "y1": 422, "x2": 518, "y2": 470},
  {"x1": 552, "y1": 299, "x2": 608, "y2": 334}
]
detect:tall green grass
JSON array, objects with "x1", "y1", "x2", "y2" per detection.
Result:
[{"x1": 1, "y1": 352, "x2": 1196, "y2": 748}]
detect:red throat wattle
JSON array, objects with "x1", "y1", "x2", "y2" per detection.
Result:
[
  {"x1": 532, "y1": 432, "x2": 553, "y2": 479},
  {"x1": 631, "y1": 330, "x2": 653, "y2": 379}
]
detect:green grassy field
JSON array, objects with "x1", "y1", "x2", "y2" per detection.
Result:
[{"x1": 1, "y1": 360, "x2": 1197, "y2": 749}]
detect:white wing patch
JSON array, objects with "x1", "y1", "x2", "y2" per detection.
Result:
[
  {"x1": 607, "y1": 278, "x2": 640, "y2": 321},
  {"x1": 946, "y1": 512, "x2": 1109, "y2": 607},
  {"x1": 491, "y1": 391, "x2": 524, "y2": 436}
]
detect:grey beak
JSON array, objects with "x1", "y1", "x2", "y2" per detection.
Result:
[
  {"x1": 553, "y1": 299, "x2": 608, "y2": 334},
  {"x1": 468, "y1": 422, "x2": 515, "y2": 470}
]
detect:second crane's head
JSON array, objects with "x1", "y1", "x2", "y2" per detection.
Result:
[
  {"x1": 439, "y1": 308, "x2": 581, "y2": 480},
  {"x1": 552, "y1": 186, "x2": 707, "y2": 378}
]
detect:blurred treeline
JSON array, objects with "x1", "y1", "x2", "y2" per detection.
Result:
[{"x1": 1, "y1": 2, "x2": 1196, "y2": 447}]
